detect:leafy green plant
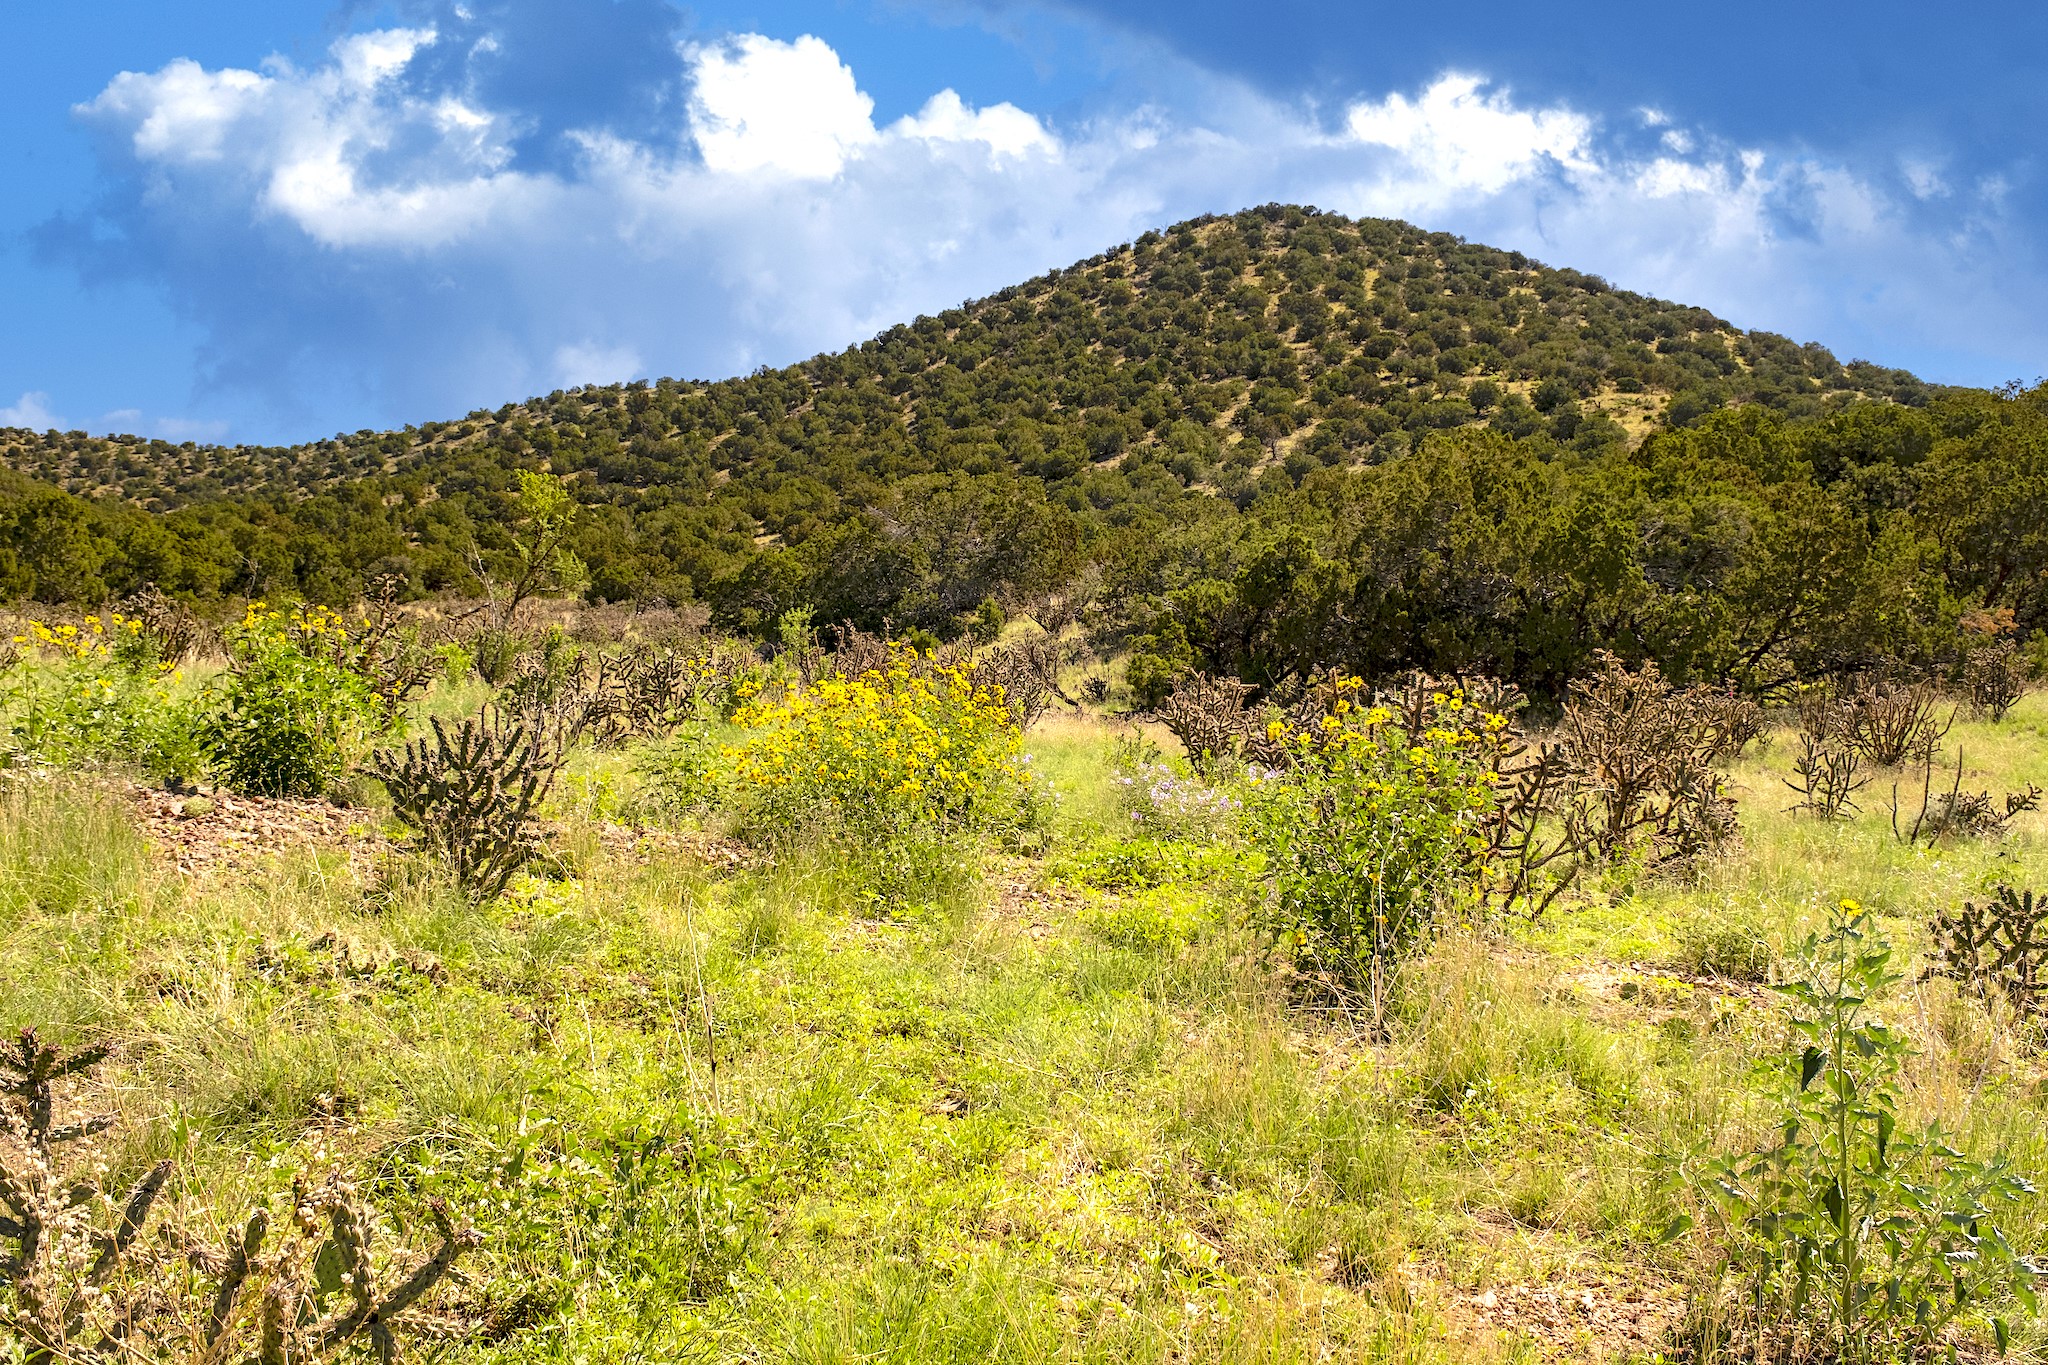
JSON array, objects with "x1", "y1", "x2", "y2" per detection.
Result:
[
  {"x1": 1246, "y1": 678, "x2": 1501, "y2": 1028},
  {"x1": 1076, "y1": 882, "x2": 1219, "y2": 951},
  {"x1": 2, "y1": 613, "x2": 204, "y2": 785},
  {"x1": 1674, "y1": 903, "x2": 2041, "y2": 1362},
  {"x1": 1667, "y1": 910, "x2": 1774, "y2": 983},
  {"x1": 480, "y1": 471, "x2": 589, "y2": 628},
  {"x1": 206, "y1": 603, "x2": 392, "y2": 798},
  {"x1": 1054, "y1": 836, "x2": 1219, "y2": 892},
  {"x1": 630, "y1": 723, "x2": 726, "y2": 823},
  {"x1": 718, "y1": 649, "x2": 1041, "y2": 914}
]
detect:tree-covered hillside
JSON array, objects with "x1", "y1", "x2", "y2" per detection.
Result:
[{"x1": 3, "y1": 203, "x2": 2042, "y2": 695}]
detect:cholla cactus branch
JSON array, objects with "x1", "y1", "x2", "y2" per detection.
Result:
[
  {"x1": 1891, "y1": 748, "x2": 2042, "y2": 844},
  {"x1": 362, "y1": 1202, "x2": 482, "y2": 1327},
  {"x1": 259, "y1": 1279, "x2": 291, "y2": 1365},
  {"x1": 307, "y1": 1183, "x2": 481, "y2": 1364},
  {"x1": 1788, "y1": 684, "x2": 1866, "y2": 818},
  {"x1": 201, "y1": 1208, "x2": 268, "y2": 1352},
  {"x1": 86, "y1": 1159, "x2": 170, "y2": 1285},
  {"x1": 5, "y1": 1030, "x2": 113, "y2": 1149},
  {"x1": 1692, "y1": 686, "x2": 1769, "y2": 760}
]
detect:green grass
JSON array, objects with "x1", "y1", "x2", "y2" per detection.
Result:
[{"x1": 3, "y1": 692, "x2": 2047, "y2": 1361}]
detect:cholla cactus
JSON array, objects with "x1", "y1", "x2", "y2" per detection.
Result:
[
  {"x1": 1691, "y1": 686, "x2": 1770, "y2": 760},
  {"x1": 1842, "y1": 670, "x2": 1953, "y2": 766},
  {"x1": 1963, "y1": 639, "x2": 2030, "y2": 722},
  {"x1": 371, "y1": 709, "x2": 562, "y2": 901},
  {"x1": 1552, "y1": 652, "x2": 1736, "y2": 867},
  {"x1": 1, "y1": 1029, "x2": 171, "y2": 1361},
  {"x1": 117, "y1": 584, "x2": 202, "y2": 665},
  {"x1": 613, "y1": 642, "x2": 697, "y2": 735},
  {"x1": 968, "y1": 635, "x2": 1061, "y2": 729},
  {"x1": 501, "y1": 643, "x2": 626, "y2": 751},
  {"x1": 1785, "y1": 688, "x2": 1865, "y2": 820},
  {"x1": 270, "y1": 1171, "x2": 482, "y2": 1364},
  {"x1": 1153, "y1": 672, "x2": 1260, "y2": 773},
  {"x1": 1786, "y1": 729, "x2": 1867, "y2": 820},
  {"x1": 1891, "y1": 749, "x2": 2042, "y2": 845},
  {"x1": 823, "y1": 624, "x2": 894, "y2": 683},
  {"x1": 1927, "y1": 885, "x2": 2047, "y2": 1020},
  {"x1": 2, "y1": 1028, "x2": 482, "y2": 1364}
]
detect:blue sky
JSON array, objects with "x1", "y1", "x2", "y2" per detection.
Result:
[{"x1": 3, "y1": 0, "x2": 2044, "y2": 445}]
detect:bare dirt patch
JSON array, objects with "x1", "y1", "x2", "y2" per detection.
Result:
[
  {"x1": 122, "y1": 781, "x2": 379, "y2": 877},
  {"x1": 1428, "y1": 1267, "x2": 1684, "y2": 1361}
]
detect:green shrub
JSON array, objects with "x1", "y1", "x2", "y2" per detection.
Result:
[
  {"x1": 630, "y1": 724, "x2": 726, "y2": 823},
  {"x1": 205, "y1": 603, "x2": 392, "y2": 798},
  {"x1": 1052, "y1": 835, "x2": 1237, "y2": 892},
  {"x1": 722, "y1": 650, "x2": 1033, "y2": 852},
  {"x1": 3, "y1": 612, "x2": 205, "y2": 785},
  {"x1": 1246, "y1": 678, "x2": 1501, "y2": 1025},
  {"x1": 1076, "y1": 883, "x2": 1217, "y2": 950},
  {"x1": 1667, "y1": 910, "x2": 1774, "y2": 983},
  {"x1": 719, "y1": 650, "x2": 1041, "y2": 913},
  {"x1": 1675, "y1": 903, "x2": 2040, "y2": 1361}
]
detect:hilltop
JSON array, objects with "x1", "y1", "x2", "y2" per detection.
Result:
[{"x1": 2, "y1": 204, "x2": 2041, "y2": 696}]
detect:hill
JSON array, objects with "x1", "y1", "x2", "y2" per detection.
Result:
[
  {"x1": 3, "y1": 205, "x2": 1932, "y2": 506},
  {"x1": 2, "y1": 204, "x2": 2043, "y2": 695}
]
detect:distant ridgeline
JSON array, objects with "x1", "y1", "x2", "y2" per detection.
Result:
[{"x1": 2, "y1": 204, "x2": 2043, "y2": 695}]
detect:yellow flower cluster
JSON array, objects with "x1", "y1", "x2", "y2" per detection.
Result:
[
  {"x1": 238, "y1": 601, "x2": 355, "y2": 655},
  {"x1": 10, "y1": 613, "x2": 144, "y2": 662},
  {"x1": 1267, "y1": 676, "x2": 1498, "y2": 761},
  {"x1": 1260, "y1": 675, "x2": 1502, "y2": 812},
  {"x1": 725, "y1": 651, "x2": 1022, "y2": 838}
]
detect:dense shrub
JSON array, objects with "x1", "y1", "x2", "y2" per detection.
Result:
[
  {"x1": 723, "y1": 649, "x2": 1037, "y2": 856},
  {"x1": 2, "y1": 613, "x2": 203, "y2": 785},
  {"x1": 205, "y1": 603, "x2": 392, "y2": 798},
  {"x1": 1246, "y1": 677, "x2": 1503, "y2": 1025}
]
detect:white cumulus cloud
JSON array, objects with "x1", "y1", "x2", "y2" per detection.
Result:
[
  {"x1": 688, "y1": 34, "x2": 878, "y2": 179},
  {"x1": 0, "y1": 392, "x2": 62, "y2": 430},
  {"x1": 893, "y1": 90, "x2": 1058, "y2": 159},
  {"x1": 81, "y1": 26, "x2": 538, "y2": 251},
  {"x1": 553, "y1": 340, "x2": 644, "y2": 388},
  {"x1": 1346, "y1": 74, "x2": 1596, "y2": 197}
]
